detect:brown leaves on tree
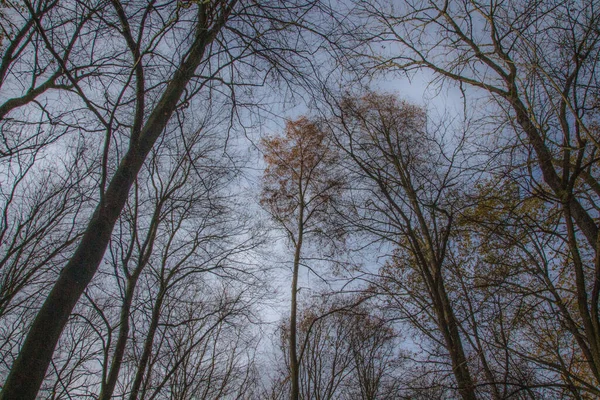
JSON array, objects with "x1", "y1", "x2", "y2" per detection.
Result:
[{"x1": 260, "y1": 117, "x2": 344, "y2": 242}]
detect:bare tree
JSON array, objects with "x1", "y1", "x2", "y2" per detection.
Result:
[
  {"x1": 96, "y1": 122, "x2": 252, "y2": 400},
  {"x1": 20, "y1": 117, "x2": 265, "y2": 399},
  {"x1": 326, "y1": 92, "x2": 483, "y2": 399},
  {"x1": 356, "y1": 0, "x2": 600, "y2": 386},
  {"x1": 0, "y1": 0, "x2": 345, "y2": 398},
  {"x1": 345, "y1": 309, "x2": 398, "y2": 400},
  {"x1": 270, "y1": 293, "x2": 400, "y2": 400},
  {"x1": 0, "y1": 0, "x2": 97, "y2": 362}
]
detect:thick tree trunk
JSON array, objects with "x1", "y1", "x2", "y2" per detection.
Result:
[
  {"x1": 509, "y1": 94, "x2": 598, "y2": 248},
  {"x1": 0, "y1": 153, "x2": 141, "y2": 400},
  {"x1": 564, "y1": 205, "x2": 600, "y2": 383},
  {"x1": 435, "y1": 278, "x2": 477, "y2": 400},
  {"x1": 0, "y1": 4, "x2": 227, "y2": 398}
]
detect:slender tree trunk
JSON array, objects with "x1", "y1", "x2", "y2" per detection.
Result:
[
  {"x1": 128, "y1": 289, "x2": 165, "y2": 400},
  {"x1": 98, "y1": 270, "x2": 142, "y2": 400},
  {"x1": 290, "y1": 202, "x2": 304, "y2": 400},
  {"x1": 0, "y1": 4, "x2": 228, "y2": 398},
  {"x1": 418, "y1": 251, "x2": 476, "y2": 400},
  {"x1": 405, "y1": 176, "x2": 477, "y2": 400},
  {"x1": 99, "y1": 192, "x2": 162, "y2": 400},
  {"x1": 460, "y1": 275, "x2": 502, "y2": 400}
]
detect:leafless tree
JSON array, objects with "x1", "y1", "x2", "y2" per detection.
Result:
[
  {"x1": 18, "y1": 118, "x2": 265, "y2": 399},
  {"x1": 0, "y1": 0, "x2": 347, "y2": 398},
  {"x1": 0, "y1": 0, "x2": 97, "y2": 373},
  {"x1": 269, "y1": 293, "x2": 400, "y2": 400}
]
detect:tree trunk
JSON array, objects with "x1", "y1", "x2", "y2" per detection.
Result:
[
  {"x1": 128, "y1": 289, "x2": 165, "y2": 400},
  {"x1": 435, "y1": 278, "x2": 477, "y2": 400},
  {"x1": 99, "y1": 191, "x2": 163, "y2": 400},
  {"x1": 0, "y1": 4, "x2": 225, "y2": 398},
  {"x1": 290, "y1": 203, "x2": 304, "y2": 400},
  {"x1": 98, "y1": 268, "x2": 143, "y2": 400}
]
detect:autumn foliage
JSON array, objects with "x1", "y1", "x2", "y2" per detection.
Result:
[{"x1": 261, "y1": 117, "x2": 344, "y2": 242}]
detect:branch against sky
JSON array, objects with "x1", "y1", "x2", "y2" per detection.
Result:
[{"x1": 0, "y1": 0, "x2": 350, "y2": 398}]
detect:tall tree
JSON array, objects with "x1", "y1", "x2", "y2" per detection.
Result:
[
  {"x1": 0, "y1": 0, "x2": 342, "y2": 397},
  {"x1": 355, "y1": 0, "x2": 600, "y2": 387},
  {"x1": 457, "y1": 176, "x2": 600, "y2": 397},
  {"x1": 1, "y1": 2, "x2": 236, "y2": 397},
  {"x1": 328, "y1": 92, "x2": 481, "y2": 399},
  {"x1": 261, "y1": 118, "x2": 343, "y2": 400}
]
